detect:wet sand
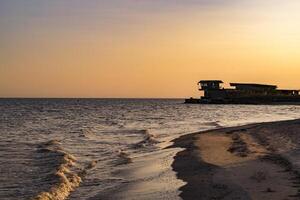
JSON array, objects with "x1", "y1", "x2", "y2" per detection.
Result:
[{"x1": 171, "y1": 119, "x2": 300, "y2": 200}]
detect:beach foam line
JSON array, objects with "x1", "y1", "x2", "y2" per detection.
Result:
[{"x1": 32, "y1": 140, "x2": 95, "y2": 200}]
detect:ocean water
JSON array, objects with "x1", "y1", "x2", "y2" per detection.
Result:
[{"x1": 1, "y1": 99, "x2": 300, "y2": 200}]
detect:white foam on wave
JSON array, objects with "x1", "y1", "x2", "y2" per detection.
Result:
[
  {"x1": 116, "y1": 150, "x2": 133, "y2": 165},
  {"x1": 133, "y1": 130, "x2": 160, "y2": 148},
  {"x1": 32, "y1": 140, "x2": 97, "y2": 200},
  {"x1": 201, "y1": 121, "x2": 223, "y2": 128}
]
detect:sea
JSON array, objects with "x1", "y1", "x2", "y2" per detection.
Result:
[{"x1": 1, "y1": 98, "x2": 300, "y2": 200}]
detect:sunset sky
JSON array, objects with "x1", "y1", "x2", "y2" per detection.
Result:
[{"x1": 1, "y1": 0, "x2": 300, "y2": 98}]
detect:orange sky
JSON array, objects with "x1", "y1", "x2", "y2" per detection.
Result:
[{"x1": 1, "y1": 0, "x2": 300, "y2": 98}]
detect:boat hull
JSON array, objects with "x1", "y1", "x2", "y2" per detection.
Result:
[{"x1": 185, "y1": 96, "x2": 300, "y2": 105}]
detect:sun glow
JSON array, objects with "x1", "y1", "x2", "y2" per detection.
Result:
[{"x1": 1, "y1": 0, "x2": 300, "y2": 97}]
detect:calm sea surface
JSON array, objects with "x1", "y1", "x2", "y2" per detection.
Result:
[{"x1": 1, "y1": 99, "x2": 300, "y2": 200}]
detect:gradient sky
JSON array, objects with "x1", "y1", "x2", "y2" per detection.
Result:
[{"x1": 1, "y1": 0, "x2": 300, "y2": 98}]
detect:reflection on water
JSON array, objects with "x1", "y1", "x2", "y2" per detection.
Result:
[{"x1": 1, "y1": 99, "x2": 300, "y2": 200}]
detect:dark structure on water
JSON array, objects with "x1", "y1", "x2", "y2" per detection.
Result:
[{"x1": 185, "y1": 80, "x2": 300, "y2": 104}]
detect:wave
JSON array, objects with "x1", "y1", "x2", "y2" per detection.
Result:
[
  {"x1": 79, "y1": 129, "x2": 94, "y2": 139},
  {"x1": 133, "y1": 130, "x2": 159, "y2": 148},
  {"x1": 201, "y1": 121, "x2": 223, "y2": 128},
  {"x1": 32, "y1": 140, "x2": 96, "y2": 200},
  {"x1": 116, "y1": 150, "x2": 132, "y2": 165}
]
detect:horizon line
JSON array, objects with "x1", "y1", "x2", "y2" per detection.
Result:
[{"x1": 0, "y1": 97, "x2": 186, "y2": 99}]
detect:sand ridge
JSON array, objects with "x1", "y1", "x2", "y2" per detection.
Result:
[{"x1": 197, "y1": 129, "x2": 298, "y2": 200}]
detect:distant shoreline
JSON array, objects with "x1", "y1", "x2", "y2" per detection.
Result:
[{"x1": 170, "y1": 119, "x2": 300, "y2": 200}]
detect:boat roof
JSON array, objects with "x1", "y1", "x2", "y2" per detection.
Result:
[
  {"x1": 199, "y1": 80, "x2": 223, "y2": 84},
  {"x1": 230, "y1": 83, "x2": 277, "y2": 88}
]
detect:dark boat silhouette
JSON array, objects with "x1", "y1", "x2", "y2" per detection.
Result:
[{"x1": 185, "y1": 80, "x2": 300, "y2": 104}]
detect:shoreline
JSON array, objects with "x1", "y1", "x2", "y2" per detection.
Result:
[{"x1": 170, "y1": 119, "x2": 300, "y2": 200}]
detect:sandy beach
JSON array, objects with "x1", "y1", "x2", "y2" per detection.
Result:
[{"x1": 171, "y1": 119, "x2": 300, "y2": 200}]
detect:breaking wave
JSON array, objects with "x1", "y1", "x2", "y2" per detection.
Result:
[
  {"x1": 115, "y1": 150, "x2": 132, "y2": 165},
  {"x1": 201, "y1": 121, "x2": 223, "y2": 128},
  {"x1": 133, "y1": 130, "x2": 160, "y2": 148},
  {"x1": 32, "y1": 140, "x2": 96, "y2": 200},
  {"x1": 79, "y1": 129, "x2": 94, "y2": 139}
]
